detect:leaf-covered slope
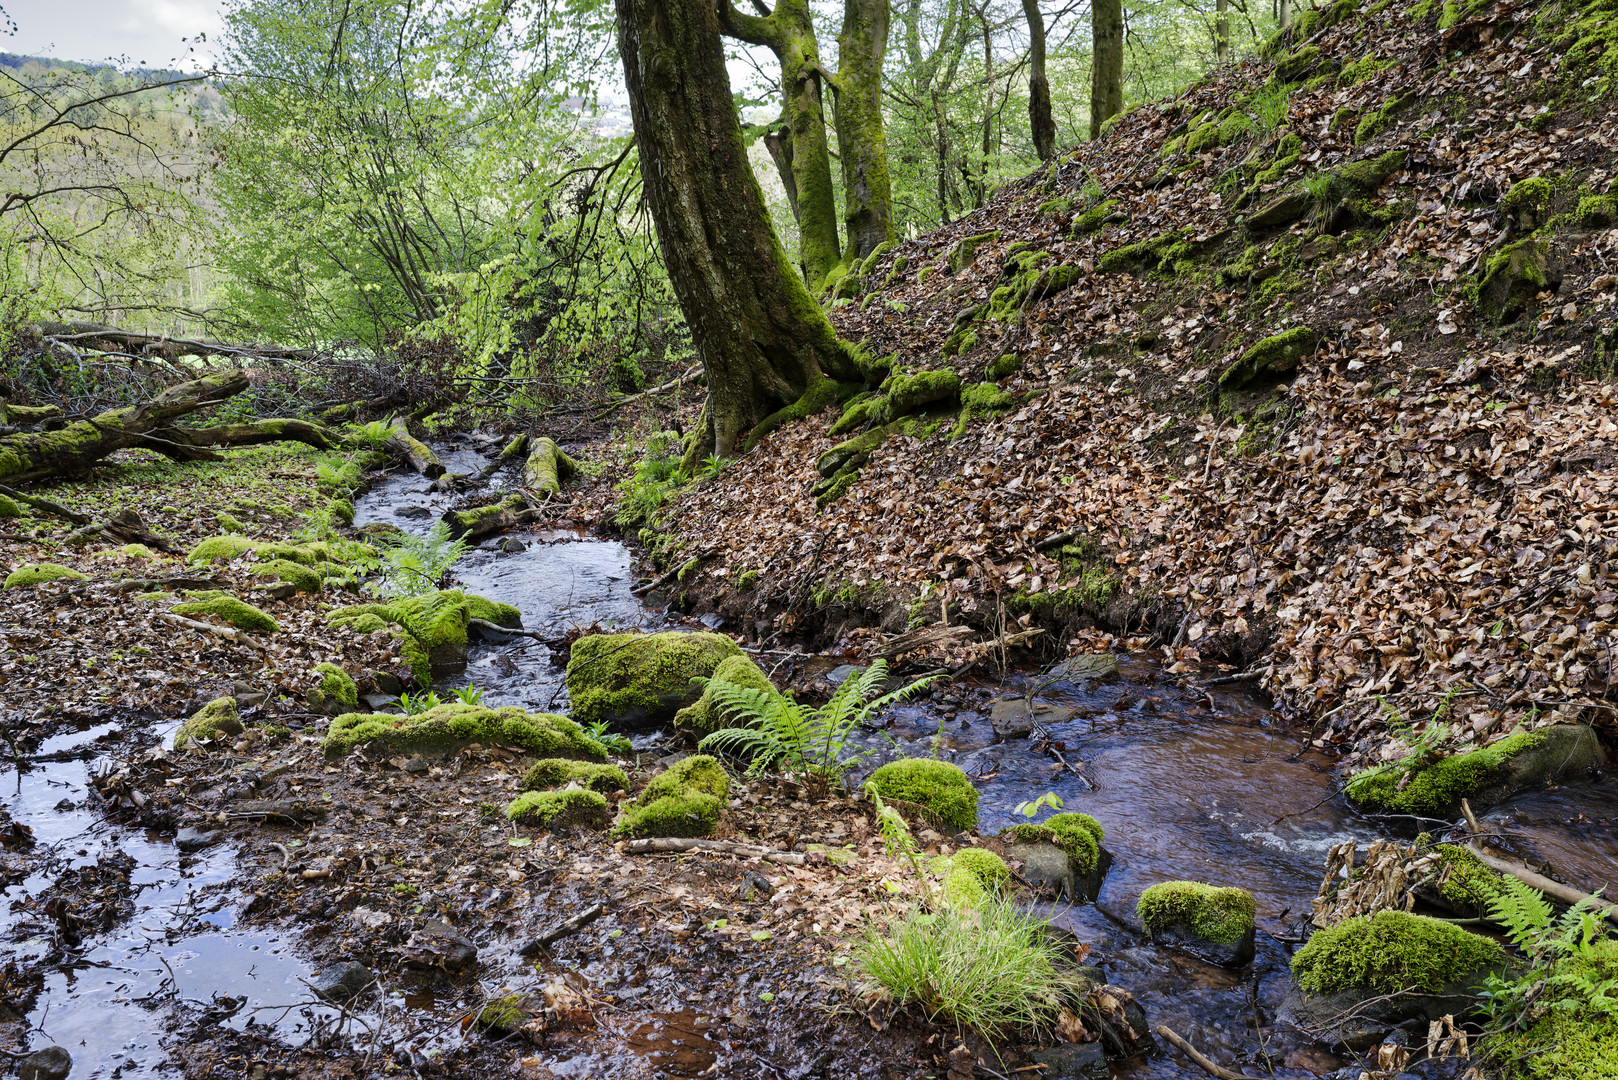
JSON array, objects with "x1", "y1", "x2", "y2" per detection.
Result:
[{"x1": 658, "y1": 0, "x2": 1618, "y2": 763}]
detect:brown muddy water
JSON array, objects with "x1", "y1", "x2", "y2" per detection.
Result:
[{"x1": 8, "y1": 438, "x2": 1616, "y2": 1079}]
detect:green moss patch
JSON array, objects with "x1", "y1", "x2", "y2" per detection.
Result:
[
  {"x1": 673, "y1": 654, "x2": 777, "y2": 735},
  {"x1": 506, "y1": 788, "x2": 609, "y2": 830},
  {"x1": 310, "y1": 662, "x2": 359, "y2": 710},
  {"x1": 254, "y1": 558, "x2": 322, "y2": 593},
  {"x1": 518, "y1": 759, "x2": 628, "y2": 793},
  {"x1": 174, "y1": 696, "x2": 245, "y2": 750},
  {"x1": 566, "y1": 631, "x2": 743, "y2": 728},
  {"x1": 939, "y1": 846, "x2": 1012, "y2": 905},
  {"x1": 1483, "y1": 941, "x2": 1618, "y2": 1080},
  {"x1": 866, "y1": 759, "x2": 978, "y2": 832},
  {"x1": 0, "y1": 494, "x2": 20, "y2": 518},
  {"x1": 1344, "y1": 729, "x2": 1543, "y2": 816},
  {"x1": 612, "y1": 754, "x2": 729, "y2": 839},
  {"x1": 1220, "y1": 327, "x2": 1319, "y2": 388},
  {"x1": 1008, "y1": 812, "x2": 1104, "y2": 873},
  {"x1": 1291, "y1": 910, "x2": 1503, "y2": 995},
  {"x1": 171, "y1": 596, "x2": 280, "y2": 633},
  {"x1": 321, "y1": 702, "x2": 608, "y2": 761},
  {"x1": 186, "y1": 535, "x2": 259, "y2": 564},
  {"x1": 3, "y1": 562, "x2": 88, "y2": 589},
  {"x1": 1138, "y1": 881, "x2": 1255, "y2": 945}
]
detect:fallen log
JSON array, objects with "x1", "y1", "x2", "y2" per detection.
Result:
[
  {"x1": 623, "y1": 837, "x2": 808, "y2": 865},
  {"x1": 137, "y1": 418, "x2": 341, "y2": 460},
  {"x1": 1461, "y1": 798, "x2": 1618, "y2": 926},
  {"x1": 477, "y1": 433, "x2": 529, "y2": 479},
  {"x1": 0, "y1": 483, "x2": 89, "y2": 525},
  {"x1": 62, "y1": 508, "x2": 183, "y2": 553},
  {"x1": 0, "y1": 370, "x2": 249, "y2": 484},
  {"x1": 1, "y1": 403, "x2": 61, "y2": 426},
  {"x1": 522, "y1": 436, "x2": 579, "y2": 493},
  {"x1": 442, "y1": 494, "x2": 541, "y2": 542},
  {"x1": 34, "y1": 321, "x2": 316, "y2": 362},
  {"x1": 156, "y1": 611, "x2": 269, "y2": 653},
  {"x1": 385, "y1": 416, "x2": 446, "y2": 478}
]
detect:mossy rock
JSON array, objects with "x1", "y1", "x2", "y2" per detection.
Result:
[
  {"x1": 328, "y1": 590, "x2": 518, "y2": 673},
  {"x1": 1219, "y1": 327, "x2": 1319, "y2": 388},
  {"x1": 1138, "y1": 881, "x2": 1257, "y2": 967},
  {"x1": 672, "y1": 654, "x2": 777, "y2": 735},
  {"x1": 1273, "y1": 44, "x2": 1323, "y2": 84},
  {"x1": 986, "y1": 353, "x2": 1021, "y2": 380},
  {"x1": 2, "y1": 562, "x2": 88, "y2": 589},
  {"x1": 947, "y1": 231, "x2": 1002, "y2": 273},
  {"x1": 472, "y1": 993, "x2": 529, "y2": 1035},
  {"x1": 105, "y1": 543, "x2": 157, "y2": 559},
  {"x1": 884, "y1": 369, "x2": 961, "y2": 418},
  {"x1": 186, "y1": 535, "x2": 260, "y2": 564},
  {"x1": 828, "y1": 392, "x2": 887, "y2": 438},
  {"x1": 938, "y1": 848, "x2": 1011, "y2": 908},
  {"x1": 858, "y1": 241, "x2": 895, "y2": 277},
  {"x1": 1475, "y1": 239, "x2": 1561, "y2": 325},
  {"x1": 1007, "y1": 812, "x2": 1109, "y2": 902},
  {"x1": 565, "y1": 631, "x2": 743, "y2": 728},
  {"x1": 0, "y1": 494, "x2": 20, "y2": 518},
  {"x1": 253, "y1": 558, "x2": 322, "y2": 594},
  {"x1": 308, "y1": 662, "x2": 359, "y2": 713},
  {"x1": 866, "y1": 758, "x2": 978, "y2": 832},
  {"x1": 321, "y1": 702, "x2": 608, "y2": 761},
  {"x1": 1501, "y1": 176, "x2": 1555, "y2": 232},
  {"x1": 1421, "y1": 843, "x2": 1510, "y2": 918},
  {"x1": 1345, "y1": 725, "x2": 1606, "y2": 817},
  {"x1": 506, "y1": 788, "x2": 610, "y2": 830},
  {"x1": 445, "y1": 494, "x2": 525, "y2": 538},
  {"x1": 174, "y1": 696, "x2": 245, "y2": 750},
  {"x1": 171, "y1": 596, "x2": 280, "y2": 633},
  {"x1": 1245, "y1": 187, "x2": 1314, "y2": 231},
  {"x1": 519, "y1": 759, "x2": 629, "y2": 793},
  {"x1": 612, "y1": 754, "x2": 729, "y2": 839},
  {"x1": 1337, "y1": 149, "x2": 1406, "y2": 193},
  {"x1": 1073, "y1": 199, "x2": 1119, "y2": 234},
  {"x1": 1575, "y1": 192, "x2": 1618, "y2": 228},
  {"x1": 327, "y1": 497, "x2": 356, "y2": 525}
]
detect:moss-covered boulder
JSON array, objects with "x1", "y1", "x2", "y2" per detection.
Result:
[
  {"x1": 1244, "y1": 187, "x2": 1313, "y2": 231},
  {"x1": 1219, "y1": 326, "x2": 1318, "y2": 388},
  {"x1": 321, "y1": 702, "x2": 608, "y2": 761},
  {"x1": 938, "y1": 847, "x2": 1012, "y2": 907},
  {"x1": 1475, "y1": 239, "x2": 1561, "y2": 325},
  {"x1": 253, "y1": 559, "x2": 322, "y2": 593},
  {"x1": 307, "y1": 662, "x2": 359, "y2": 713},
  {"x1": 947, "y1": 231, "x2": 1001, "y2": 273},
  {"x1": 1337, "y1": 149, "x2": 1406, "y2": 193},
  {"x1": 0, "y1": 494, "x2": 20, "y2": 518},
  {"x1": 173, "y1": 696, "x2": 245, "y2": 750},
  {"x1": 1007, "y1": 813, "x2": 1110, "y2": 902},
  {"x1": 328, "y1": 590, "x2": 519, "y2": 679},
  {"x1": 1273, "y1": 44, "x2": 1322, "y2": 84},
  {"x1": 1418, "y1": 843, "x2": 1510, "y2": 919},
  {"x1": 1138, "y1": 881, "x2": 1257, "y2": 967},
  {"x1": 866, "y1": 758, "x2": 978, "y2": 832},
  {"x1": 170, "y1": 595, "x2": 280, "y2": 633},
  {"x1": 566, "y1": 631, "x2": 744, "y2": 728},
  {"x1": 1501, "y1": 176, "x2": 1555, "y2": 232},
  {"x1": 1575, "y1": 192, "x2": 1618, "y2": 228},
  {"x1": 1283, "y1": 911, "x2": 1503, "y2": 1048},
  {"x1": 186, "y1": 535, "x2": 259, "y2": 564},
  {"x1": 1345, "y1": 725, "x2": 1606, "y2": 817},
  {"x1": 1073, "y1": 198, "x2": 1120, "y2": 234},
  {"x1": 883, "y1": 369, "x2": 961, "y2": 419},
  {"x1": 506, "y1": 788, "x2": 610, "y2": 830},
  {"x1": 3, "y1": 562, "x2": 87, "y2": 589},
  {"x1": 612, "y1": 754, "x2": 729, "y2": 839},
  {"x1": 672, "y1": 654, "x2": 777, "y2": 735},
  {"x1": 518, "y1": 758, "x2": 628, "y2": 793}
]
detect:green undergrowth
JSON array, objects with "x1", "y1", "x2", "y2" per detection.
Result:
[{"x1": 1345, "y1": 728, "x2": 1543, "y2": 816}]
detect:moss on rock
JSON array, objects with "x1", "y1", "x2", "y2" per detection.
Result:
[
  {"x1": 3, "y1": 562, "x2": 88, "y2": 589},
  {"x1": 506, "y1": 788, "x2": 610, "y2": 829},
  {"x1": 174, "y1": 696, "x2": 245, "y2": 750},
  {"x1": 947, "y1": 231, "x2": 1002, "y2": 273},
  {"x1": 186, "y1": 535, "x2": 259, "y2": 564},
  {"x1": 254, "y1": 558, "x2": 322, "y2": 593},
  {"x1": 866, "y1": 758, "x2": 978, "y2": 832},
  {"x1": 519, "y1": 758, "x2": 629, "y2": 793},
  {"x1": 1482, "y1": 940, "x2": 1618, "y2": 1080},
  {"x1": 1475, "y1": 239, "x2": 1558, "y2": 325},
  {"x1": 0, "y1": 494, "x2": 20, "y2": 518},
  {"x1": 1009, "y1": 812, "x2": 1104, "y2": 873},
  {"x1": 1220, "y1": 327, "x2": 1319, "y2": 388},
  {"x1": 884, "y1": 369, "x2": 961, "y2": 418},
  {"x1": 940, "y1": 846, "x2": 1012, "y2": 907},
  {"x1": 1073, "y1": 199, "x2": 1120, "y2": 234},
  {"x1": 310, "y1": 662, "x2": 359, "y2": 710},
  {"x1": 1344, "y1": 728, "x2": 1567, "y2": 816},
  {"x1": 171, "y1": 596, "x2": 280, "y2": 633},
  {"x1": 322, "y1": 702, "x2": 608, "y2": 761},
  {"x1": 566, "y1": 631, "x2": 743, "y2": 728},
  {"x1": 1139, "y1": 881, "x2": 1255, "y2": 945},
  {"x1": 673, "y1": 653, "x2": 777, "y2": 734},
  {"x1": 612, "y1": 754, "x2": 729, "y2": 839},
  {"x1": 1291, "y1": 910, "x2": 1503, "y2": 995}
]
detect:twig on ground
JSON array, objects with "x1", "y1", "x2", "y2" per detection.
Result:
[
  {"x1": 1155, "y1": 1025, "x2": 1245, "y2": 1080},
  {"x1": 623, "y1": 837, "x2": 809, "y2": 865},
  {"x1": 520, "y1": 902, "x2": 606, "y2": 955}
]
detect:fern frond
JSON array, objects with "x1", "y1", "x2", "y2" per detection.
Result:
[{"x1": 1487, "y1": 875, "x2": 1555, "y2": 955}]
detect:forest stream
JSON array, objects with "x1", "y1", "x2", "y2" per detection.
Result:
[{"x1": 8, "y1": 441, "x2": 1618, "y2": 1080}]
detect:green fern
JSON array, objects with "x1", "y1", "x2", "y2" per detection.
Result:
[
  {"x1": 1480, "y1": 875, "x2": 1618, "y2": 1030},
  {"x1": 698, "y1": 659, "x2": 940, "y2": 794}
]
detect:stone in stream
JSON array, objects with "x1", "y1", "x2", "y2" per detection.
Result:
[
  {"x1": 1049, "y1": 653, "x2": 1120, "y2": 681},
  {"x1": 312, "y1": 961, "x2": 375, "y2": 1001},
  {"x1": 1006, "y1": 813, "x2": 1110, "y2": 901},
  {"x1": 1136, "y1": 881, "x2": 1257, "y2": 967},
  {"x1": 402, "y1": 919, "x2": 478, "y2": 973},
  {"x1": 19, "y1": 1047, "x2": 71, "y2": 1080},
  {"x1": 1028, "y1": 1042, "x2": 1108, "y2": 1080},
  {"x1": 988, "y1": 698, "x2": 1078, "y2": 739},
  {"x1": 174, "y1": 826, "x2": 222, "y2": 852},
  {"x1": 565, "y1": 631, "x2": 744, "y2": 728}
]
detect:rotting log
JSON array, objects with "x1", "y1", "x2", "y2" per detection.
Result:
[
  {"x1": 442, "y1": 493, "x2": 540, "y2": 542},
  {"x1": 384, "y1": 416, "x2": 446, "y2": 479},
  {"x1": 0, "y1": 370, "x2": 248, "y2": 484},
  {"x1": 63, "y1": 508, "x2": 182, "y2": 553},
  {"x1": 623, "y1": 837, "x2": 808, "y2": 865},
  {"x1": 522, "y1": 437, "x2": 578, "y2": 493},
  {"x1": 34, "y1": 321, "x2": 316, "y2": 362},
  {"x1": 138, "y1": 418, "x2": 341, "y2": 460},
  {"x1": 477, "y1": 433, "x2": 530, "y2": 480}
]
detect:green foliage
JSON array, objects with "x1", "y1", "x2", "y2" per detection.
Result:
[
  {"x1": 614, "y1": 430, "x2": 685, "y2": 533},
  {"x1": 1291, "y1": 910, "x2": 1504, "y2": 995},
  {"x1": 1478, "y1": 877, "x2": 1618, "y2": 1035},
  {"x1": 453, "y1": 683, "x2": 483, "y2": 706},
  {"x1": 583, "y1": 719, "x2": 634, "y2": 756},
  {"x1": 857, "y1": 896, "x2": 1091, "y2": 1040},
  {"x1": 1014, "y1": 791, "x2": 1064, "y2": 818},
  {"x1": 399, "y1": 690, "x2": 443, "y2": 715},
  {"x1": 699, "y1": 659, "x2": 940, "y2": 794},
  {"x1": 368, "y1": 523, "x2": 469, "y2": 597}
]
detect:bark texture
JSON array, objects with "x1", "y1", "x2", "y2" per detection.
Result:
[
  {"x1": 618, "y1": 0, "x2": 859, "y2": 460},
  {"x1": 1021, "y1": 0, "x2": 1056, "y2": 161},
  {"x1": 834, "y1": 0, "x2": 895, "y2": 258},
  {"x1": 1090, "y1": 0, "x2": 1124, "y2": 140}
]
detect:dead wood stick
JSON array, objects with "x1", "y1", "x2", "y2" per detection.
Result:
[
  {"x1": 476, "y1": 433, "x2": 530, "y2": 479},
  {"x1": 1155, "y1": 1025, "x2": 1245, "y2": 1080},
  {"x1": 383, "y1": 416, "x2": 446, "y2": 478},
  {"x1": 468, "y1": 618, "x2": 548, "y2": 640},
  {"x1": 592, "y1": 365, "x2": 700, "y2": 420},
  {"x1": 0, "y1": 483, "x2": 89, "y2": 525},
  {"x1": 624, "y1": 837, "x2": 808, "y2": 865},
  {"x1": 520, "y1": 903, "x2": 606, "y2": 955},
  {"x1": 632, "y1": 549, "x2": 718, "y2": 596},
  {"x1": 156, "y1": 611, "x2": 269, "y2": 653},
  {"x1": 1460, "y1": 799, "x2": 1618, "y2": 926}
]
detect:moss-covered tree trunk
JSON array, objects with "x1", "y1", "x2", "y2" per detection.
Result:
[
  {"x1": 1090, "y1": 0, "x2": 1124, "y2": 139},
  {"x1": 833, "y1": 0, "x2": 894, "y2": 259},
  {"x1": 1215, "y1": 0, "x2": 1230, "y2": 62},
  {"x1": 1021, "y1": 0, "x2": 1056, "y2": 161},
  {"x1": 721, "y1": 0, "x2": 842, "y2": 286},
  {"x1": 618, "y1": 0, "x2": 859, "y2": 462}
]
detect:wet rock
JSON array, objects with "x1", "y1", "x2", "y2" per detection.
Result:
[
  {"x1": 363, "y1": 693, "x2": 400, "y2": 709},
  {"x1": 403, "y1": 756, "x2": 431, "y2": 775},
  {"x1": 403, "y1": 919, "x2": 478, "y2": 972},
  {"x1": 826, "y1": 664, "x2": 862, "y2": 686},
  {"x1": 174, "y1": 827, "x2": 222, "y2": 852},
  {"x1": 1029, "y1": 1042, "x2": 1108, "y2": 1080},
  {"x1": 234, "y1": 691, "x2": 269, "y2": 708},
  {"x1": 499, "y1": 537, "x2": 527, "y2": 553},
  {"x1": 19, "y1": 1046, "x2": 71, "y2": 1080},
  {"x1": 1279, "y1": 981, "x2": 1482, "y2": 1052},
  {"x1": 397, "y1": 505, "x2": 433, "y2": 519},
  {"x1": 1051, "y1": 654, "x2": 1120, "y2": 681},
  {"x1": 1010, "y1": 839, "x2": 1110, "y2": 902},
  {"x1": 312, "y1": 961, "x2": 375, "y2": 1001},
  {"x1": 1137, "y1": 881, "x2": 1256, "y2": 968},
  {"x1": 989, "y1": 699, "x2": 1077, "y2": 738},
  {"x1": 374, "y1": 672, "x2": 404, "y2": 695}
]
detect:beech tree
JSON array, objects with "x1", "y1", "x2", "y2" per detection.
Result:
[
  {"x1": 1021, "y1": 0, "x2": 1056, "y2": 161},
  {"x1": 616, "y1": 0, "x2": 862, "y2": 463},
  {"x1": 1090, "y1": 0, "x2": 1123, "y2": 138}
]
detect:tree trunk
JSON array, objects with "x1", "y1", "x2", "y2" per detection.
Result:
[
  {"x1": 140, "y1": 419, "x2": 341, "y2": 460},
  {"x1": 618, "y1": 0, "x2": 860, "y2": 462},
  {"x1": 34, "y1": 321, "x2": 315, "y2": 362},
  {"x1": 1279, "y1": 0, "x2": 1292, "y2": 31},
  {"x1": 834, "y1": 0, "x2": 895, "y2": 259},
  {"x1": 762, "y1": 125, "x2": 801, "y2": 223},
  {"x1": 1216, "y1": 0, "x2": 1230, "y2": 62},
  {"x1": 720, "y1": 0, "x2": 843, "y2": 286},
  {"x1": 1022, "y1": 0, "x2": 1056, "y2": 161},
  {"x1": 0, "y1": 371, "x2": 249, "y2": 484},
  {"x1": 1090, "y1": 0, "x2": 1124, "y2": 139}
]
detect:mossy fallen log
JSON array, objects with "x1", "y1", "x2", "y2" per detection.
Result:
[
  {"x1": 384, "y1": 416, "x2": 446, "y2": 478},
  {"x1": 442, "y1": 493, "x2": 538, "y2": 542},
  {"x1": 476, "y1": 433, "x2": 529, "y2": 479},
  {"x1": 522, "y1": 437, "x2": 578, "y2": 493},
  {"x1": 139, "y1": 418, "x2": 341, "y2": 459}
]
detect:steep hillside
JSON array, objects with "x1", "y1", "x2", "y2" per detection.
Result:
[{"x1": 651, "y1": 0, "x2": 1618, "y2": 765}]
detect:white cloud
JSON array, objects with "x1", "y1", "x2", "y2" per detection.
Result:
[{"x1": 4, "y1": 0, "x2": 223, "y2": 67}]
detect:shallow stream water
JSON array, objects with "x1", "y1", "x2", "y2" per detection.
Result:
[{"x1": 10, "y1": 438, "x2": 1616, "y2": 1079}]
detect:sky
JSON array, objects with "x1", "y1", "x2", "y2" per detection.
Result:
[{"x1": 2, "y1": 0, "x2": 223, "y2": 68}]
